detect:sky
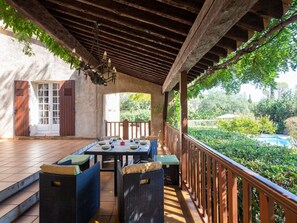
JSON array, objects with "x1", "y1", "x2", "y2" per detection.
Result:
[{"x1": 240, "y1": 70, "x2": 297, "y2": 102}]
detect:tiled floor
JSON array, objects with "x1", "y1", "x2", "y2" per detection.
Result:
[
  {"x1": 0, "y1": 140, "x2": 196, "y2": 223},
  {"x1": 14, "y1": 171, "x2": 194, "y2": 223}
]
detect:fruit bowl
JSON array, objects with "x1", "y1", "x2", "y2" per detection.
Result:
[
  {"x1": 130, "y1": 145, "x2": 138, "y2": 150},
  {"x1": 101, "y1": 145, "x2": 110, "y2": 150}
]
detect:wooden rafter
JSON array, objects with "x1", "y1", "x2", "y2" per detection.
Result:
[{"x1": 162, "y1": 0, "x2": 261, "y2": 92}]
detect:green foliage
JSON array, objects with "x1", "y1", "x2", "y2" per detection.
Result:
[
  {"x1": 188, "y1": 90, "x2": 251, "y2": 119},
  {"x1": 217, "y1": 116, "x2": 276, "y2": 135},
  {"x1": 253, "y1": 91, "x2": 297, "y2": 133},
  {"x1": 189, "y1": 127, "x2": 297, "y2": 222},
  {"x1": 285, "y1": 116, "x2": 297, "y2": 140},
  {"x1": 167, "y1": 91, "x2": 180, "y2": 128},
  {"x1": 0, "y1": 0, "x2": 77, "y2": 65},
  {"x1": 188, "y1": 0, "x2": 297, "y2": 97},
  {"x1": 120, "y1": 109, "x2": 150, "y2": 122},
  {"x1": 119, "y1": 93, "x2": 151, "y2": 121}
]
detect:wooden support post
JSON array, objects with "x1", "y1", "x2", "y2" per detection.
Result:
[
  {"x1": 180, "y1": 71, "x2": 188, "y2": 189},
  {"x1": 162, "y1": 92, "x2": 169, "y2": 146},
  {"x1": 123, "y1": 119, "x2": 129, "y2": 140}
]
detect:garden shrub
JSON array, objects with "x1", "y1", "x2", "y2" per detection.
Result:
[
  {"x1": 217, "y1": 115, "x2": 276, "y2": 135},
  {"x1": 285, "y1": 116, "x2": 297, "y2": 140},
  {"x1": 189, "y1": 127, "x2": 297, "y2": 222}
]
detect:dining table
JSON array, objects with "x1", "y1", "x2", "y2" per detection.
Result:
[{"x1": 84, "y1": 139, "x2": 151, "y2": 196}]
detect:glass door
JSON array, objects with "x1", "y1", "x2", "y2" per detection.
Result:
[{"x1": 37, "y1": 83, "x2": 60, "y2": 134}]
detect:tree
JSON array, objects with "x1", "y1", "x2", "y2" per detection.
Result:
[
  {"x1": 253, "y1": 91, "x2": 297, "y2": 133},
  {"x1": 188, "y1": 0, "x2": 297, "y2": 98},
  {"x1": 188, "y1": 90, "x2": 251, "y2": 119}
]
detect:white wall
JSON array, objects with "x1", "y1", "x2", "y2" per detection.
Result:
[{"x1": 0, "y1": 29, "x2": 164, "y2": 139}]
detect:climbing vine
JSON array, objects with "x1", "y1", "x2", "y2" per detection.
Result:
[
  {"x1": 188, "y1": 0, "x2": 297, "y2": 97},
  {"x1": 0, "y1": 0, "x2": 77, "y2": 65}
]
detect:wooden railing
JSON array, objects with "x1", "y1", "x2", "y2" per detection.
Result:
[
  {"x1": 105, "y1": 120, "x2": 151, "y2": 139},
  {"x1": 164, "y1": 123, "x2": 297, "y2": 223}
]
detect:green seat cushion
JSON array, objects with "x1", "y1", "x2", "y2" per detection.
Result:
[
  {"x1": 155, "y1": 155, "x2": 179, "y2": 165},
  {"x1": 58, "y1": 155, "x2": 90, "y2": 165}
]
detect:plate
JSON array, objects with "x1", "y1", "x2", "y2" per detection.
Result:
[
  {"x1": 98, "y1": 141, "x2": 106, "y2": 145},
  {"x1": 130, "y1": 145, "x2": 139, "y2": 150},
  {"x1": 102, "y1": 145, "x2": 110, "y2": 150}
]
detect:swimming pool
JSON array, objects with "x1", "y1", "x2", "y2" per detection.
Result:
[{"x1": 256, "y1": 134, "x2": 292, "y2": 147}]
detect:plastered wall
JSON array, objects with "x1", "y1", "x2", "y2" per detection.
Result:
[{"x1": 0, "y1": 30, "x2": 164, "y2": 139}]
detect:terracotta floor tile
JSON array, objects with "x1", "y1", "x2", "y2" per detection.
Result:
[
  {"x1": 0, "y1": 173, "x2": 13, "y2": 180},
  {"x1": 2, "y1": 173, "x2": 32, "y2": 182},
  {"x1": 0, "y1": 204, "x2": 17, "y2": 216},
  {"x1": 12, "y1": 215, "x2": 38, "y2": 223},
  {"x1": 0, "y1": 181, "x2": 16, "y2": 190}
]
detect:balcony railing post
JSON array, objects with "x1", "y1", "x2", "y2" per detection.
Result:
[
  {"x1": 123, "y1": 119, "x2": 129, "y2": 139},
  {"x1": 180, "y1": 71, "x2": 188, "y2": 189}
]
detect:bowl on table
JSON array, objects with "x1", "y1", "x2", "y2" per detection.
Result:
[
  {"x1": 140, "y1": 141, "x2": 147, "y2": 145},
  {"x1": 101, "y1": 145, "x2": 110, "y2": 150},
  {"x1": 98, "y1": 141, "x2": 106, "y2": 145},
  {"x1": 130, "y1": 145, "x2": 139, "y2": 150}
]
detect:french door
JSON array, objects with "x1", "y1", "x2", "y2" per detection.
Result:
[{"x1": 37, "y1": 83, "x2": 60, "y2": 134}]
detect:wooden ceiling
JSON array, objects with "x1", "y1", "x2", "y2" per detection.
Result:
[{"x1": 6, "y1": 0, "x2": 289, "y2": 87}]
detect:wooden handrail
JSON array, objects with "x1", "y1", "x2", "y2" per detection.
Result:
[
  {"x1": 105, "y1": 120, "x2": 151, "y2": 139},
  {"x1": 164, "y1": 122, "x2": 297, "y2": 222}
]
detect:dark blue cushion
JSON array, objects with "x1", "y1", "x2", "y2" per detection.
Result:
[{"x1": 58, "y1": 160, "x2": 72, "y2": 165}]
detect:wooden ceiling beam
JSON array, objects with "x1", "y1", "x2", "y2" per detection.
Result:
[
  {"x1": 155, "y1": 0, "x2": 203, "y2": 14},
  {"x1": 225, "y1": 26, "x2": 249, "y2": 42},
  {"x1": 5, "y1": 0, "x2": 99, "y2": 66},
  {"x1": 53, "y1": 11, "x2": 181, "y2": 51},
  {"x1": 203, "y1": 53, "x2": 220, "y2": 63},
  {"x1": 209, "y1": 46, "x2": 228, "y2": 58},
  {"x1": 59, "y1": 19, "x2": 179, "y2": 57},
  {"x1": 65, "y1": 26, "x2": 176, "y2": 62},
  {"x1": 216, "y1": 37, "x2": 237, "y2": 51},
  {"x1": 192, "y1": 67, "x2": 205, "y2": 74},
  {"x1": 77, "y1": 37, "x2": 172, "y2": 71},
  {"x1": 251, "y1": 0, "x2": 284, "y2": 18},
  {"x1": 237, "y1": 12, "x2": 265, "y2": 32},
  {"x1": 199, "y1": 58, "x2": 213, "y2": 67},
  {"x1": 115, "y1": 65, "x2": 163, "y2": 85},
  {"x1": 44, "y1": 1, "x2": 185, "y2": 45},
  {"x1": 47, "y1": 0, "x2": 189, "y2": 36},
  {"x1": 105, "y1": 61, "x2": 165, "y2": 80},
  {"x1": 72, "y1": 31, "x2": 174, "y2": 67},
  {"x1": 162, "y1": 0, "x2": 260, "y2": 92},
  {"x1": 112, "y1": 0, "x2": 196, "y2": 26},
  {"x1": 76, "y1": 0, "x2": 190, "y2": 35},
  {"x1": 85, "y1": 44, "x2": 170, "y2": 75},
  {"x1": 196, "y1": 64, "x2": 208, "y2": 70}
]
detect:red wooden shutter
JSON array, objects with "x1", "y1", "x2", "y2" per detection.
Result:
[
  {"x1": 14, "y1": 81, "x2": 29, "y2": 136},
  {"x1": 60, "y1": 80, "x2": 75, "y2": 136}
]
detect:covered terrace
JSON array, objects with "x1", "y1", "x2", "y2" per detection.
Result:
[{"x1": 1, "y1": 0, "x2": 297, "y2": 222}]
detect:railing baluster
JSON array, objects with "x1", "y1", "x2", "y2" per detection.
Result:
[
  {"x1": 207, "y1": 155, "x2": 212, "y2": 223},
  {"x1": 243, "y1": 180, "x2": 252, "y2": 223},
  {"x1": 194, "y1": 146, "x2": 198, "y2": 202},
  {"x1": 164, "y1": 123, "x2": 297, "y2": 223},
  {"x1": 228, "y1": 170, "x2": 238, "y2": 223},
  {"x1": 197, "y1": 149, "x2": 201, "y2": 207},
  {"x1": 212, "y1": 159, "x2": 219, "y2": 223},
  {"x1": 218, "y1": 163, "x2": 227, "y2": 223},
  {"x1": 260, "y1": 191, "x2": 275, "y2": 223},
  {"x1": 285, "y1": 208, "x2": 297, "y2": 223},
  {"x1": 191, "y1": 143, "x2": 195, "y2": 195},
  {"x1": 201, "y1": 152, "x2": 206, "y2": 217}
]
